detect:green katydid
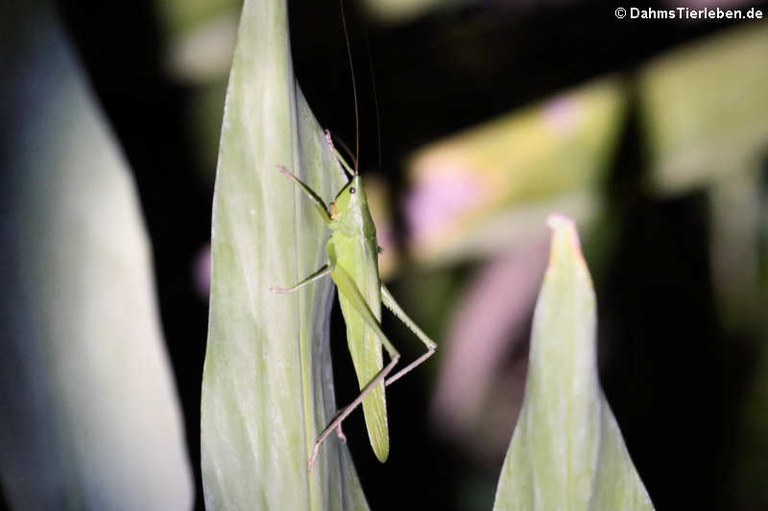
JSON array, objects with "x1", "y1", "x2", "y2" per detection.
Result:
[{"x1": 271, "y1": 131, "x2": 437, "y2": 469}]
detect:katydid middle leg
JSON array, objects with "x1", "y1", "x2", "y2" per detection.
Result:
[{"x1": 270, "y1": 264, "x2": 332, "y2": 294}]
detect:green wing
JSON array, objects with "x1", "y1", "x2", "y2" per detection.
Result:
[{"x1": 329, "y1": 238, "x2": 390, "y2": 462}]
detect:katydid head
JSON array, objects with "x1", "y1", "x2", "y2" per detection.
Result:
[{"x1": 333, "y1": 176, "x2": 366, "y2": 216}]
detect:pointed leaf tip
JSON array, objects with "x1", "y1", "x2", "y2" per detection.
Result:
[
  {"x1": 546, "y1": 212, "x2": 582, "y2": 254},
  {"x1": 492, "y1": 217, "x2": 655, "y2": 511},
  {"x1": 546, "y1": 212, "x2": 575, "y2": 231}
]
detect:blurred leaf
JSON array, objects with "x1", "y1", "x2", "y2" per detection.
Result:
[
  {"x1": 199, "y1": 0, "x2": 370, "y2": 509},
  {"x1": 431, "y1": 239, "x2": 549, "y2": 463},
  {"x1": 492, "y1": 216, "x2": 654, "y2": 511},
  {"x1": 165, "y1": 13, "x2": 239, "y2": 84},
  {"x1": 0, "y1": 6, "x2": 193, "y2": 510},
  {"x1": 708, "y1": 171, "x2": 763, "y2": 331},
  {"x1": 405, "y1": 79, "x2": 625, "y2": 268},
  {"x1": 640, "y1": 23, "x2": 768, "y2": 196},
  {"x1": 159, "y1": 0, "x2": 242, "y2": 184},
  {"x1": 361, "y1": 0, "x2": 464, "y2": 25},
  {"x1": 159, "y1": 0, "x2": 242, "y2": 40},
  {"x1": 640, "y1": 27, "x2": 768, "y2": 508}
]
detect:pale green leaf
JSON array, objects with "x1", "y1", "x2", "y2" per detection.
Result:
[
  {"x1": 0, "y1": 6, "x2": 193, "y2": 510},
  {"x1": 492, "y1": 216, "x2": 654, "y2": 511},
  {"x1": 199, "y1": 0, "x2": 370, "y2": 509}
]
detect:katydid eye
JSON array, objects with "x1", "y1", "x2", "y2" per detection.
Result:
[{"x1": 349, "y1": 187, "x2": 356, "y2": 194}]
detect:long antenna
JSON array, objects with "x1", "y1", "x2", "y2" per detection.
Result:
[
  {"x1": 362, "y1": 21, "x2": 382, "y2": 172},
  {"x1": 339, "y1": 0, "x2": 359, "y2": 176}
]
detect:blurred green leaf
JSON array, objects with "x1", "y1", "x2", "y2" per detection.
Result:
[
  {"x1": 159, "y1": 0, "x2": 242, "y2": 40},
  {"x1": 0, "y1": 6, "x2": 193, "y2": 510},
  {"x1": 492, "y1": 216, "x2": 654, "y2": 511},
  {"x1": 199, "y1": 0, "x2": 370, "y2": 509},
  {"x1": 164, "y1": 13, "x2": 240, "y2": 84},
  {"x1": 405, "y1": 79, "x2": 625, "y2": 268},
  {"x1": 639, "y1": 23, "x2": 768, "y2": 334},
  {"x1": 640, "y1": 23, "x2": 768, "y2": 196},
  {"x1": 361, "y1": 0, "x2": 464, "y2": 25},
  {"x1": 639, "y1": 26, "x2": 768, "y2": 508}
]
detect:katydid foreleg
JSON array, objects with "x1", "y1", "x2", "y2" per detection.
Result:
[
  {"x1": 277, "y1": 165, "x2": 332, "y2": 224},
  {"x1": 324, "y1": 129, "x2": 355, "y2": 179}
]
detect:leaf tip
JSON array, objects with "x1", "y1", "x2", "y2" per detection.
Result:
[
  {"x1": 545, "y1": 212, "x2": 574, "y2": 231},
  {"x1": 547, "y1": 211, "x2": 582, "y2": 251}
]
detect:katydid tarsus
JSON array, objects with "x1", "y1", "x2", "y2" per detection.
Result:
[{"x1": 272, "y1": 131, "x2": 437, "y2": 469}]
